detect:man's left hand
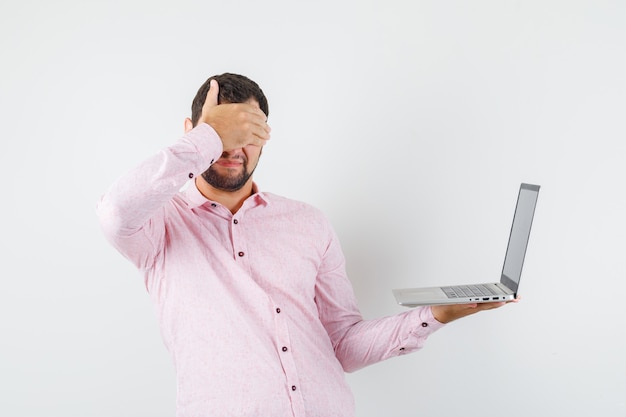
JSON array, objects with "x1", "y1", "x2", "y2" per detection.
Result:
[{"x1": 431, "y1": 299, "x2": 519, "y2": 324}]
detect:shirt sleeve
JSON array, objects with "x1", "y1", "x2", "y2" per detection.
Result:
[
  {"x1": 96, "y1": 123, "x2": 223, "y2": 269},
  {"x1": 314, "y1": 222, "x2": 445, "y2": 373}
]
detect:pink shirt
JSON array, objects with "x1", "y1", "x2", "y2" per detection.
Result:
[{"x1": 97, "y1": 123, "x2": 444, "y2": 417}]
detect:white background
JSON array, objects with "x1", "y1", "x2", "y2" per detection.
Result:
[{"x1": 2, "y1": 1, "x2": 625, "y2": 416}]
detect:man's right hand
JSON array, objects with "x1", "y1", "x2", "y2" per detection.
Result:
[{"x1": 198, "y1": 79, "x2": 271, "y2": 151}]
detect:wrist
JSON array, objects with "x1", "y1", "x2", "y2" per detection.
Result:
[{"x1": 430, "y1": 306, "x2": 446, "y2": 323}]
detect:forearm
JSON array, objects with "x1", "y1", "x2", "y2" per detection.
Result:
[
  {"x1": 315, "y1": 227, "x2": 446, "y2": 372},
  {"x1": 97, "y1": 123, "x2": 221, "y2": 236},
  {"x1": 333, "y1": 306, "x2": 445, "y2": 373}
]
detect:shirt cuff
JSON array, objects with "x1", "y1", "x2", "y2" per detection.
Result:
[
  {"x1": 183, "y1": 123, "x2": 224, "y2": 171},
  {"x1": 420, "y1": 306, "x2": 446, "y2": 334}
]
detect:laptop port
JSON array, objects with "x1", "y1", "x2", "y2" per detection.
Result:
[{"x1": 482, "y1": 297, "x2": 490, "y2": 301}]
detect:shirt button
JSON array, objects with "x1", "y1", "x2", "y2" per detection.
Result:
[
  {"x1": 421, "y1": 322, "x2": 429, "y2": 328},
  {"x1": 291, "y1": 385, "x2": 297, "y2": 391},
  {"x1": 276, "y1": 308, "x2": 281, "y2": 314},
  {"x1": 233, "y1": 219, "x2": 239, "y2": 224},
  {"x1": 211, "y1": 203, "x2": 217, "y2": 208},
  {"x1": 210, "y1": 159, "x2": 215, "y2": 164},
  {"x1": 238, "y1": 251, "x2": 245, "y2": 257},
  {"x1": 188, "y1": 173, "x2": 194, "y2": 178},
  {"x1": 282, "y1": 346, "x2": 288, "y2": 352}
]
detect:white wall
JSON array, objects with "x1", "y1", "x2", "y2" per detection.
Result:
[{"x1": 2, "y1": 1, "x2": 625, "y2": 416}]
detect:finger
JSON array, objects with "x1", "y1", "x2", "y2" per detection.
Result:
[
  {"x1": 249, "y1": 126, "x2": 270, "y2": 145},
  {"x1": 248, "y1": 138, "x2": 269, "y2": 148},
  {"x1": 477, "y1": 301, "x2": 507, "y2": 311},
  {"x1": 252, "y1": 125, "x2": 271, "y2": 143},
  {"x1": 203, "y1": 79, "x2": 219, "y2": 110},
  {"x1": 250, "y1": 106, "x2": 269, "y2": 121},
  {"x1": 258, "y1": 120, "x2": 272, "y2": 137},
  {"x1": 245, "y1": 112, "x2": 271, "y2": 141}
]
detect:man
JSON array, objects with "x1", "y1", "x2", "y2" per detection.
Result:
[{"x1": 97, "y1": 73, "x2": 512, "y2": 416}]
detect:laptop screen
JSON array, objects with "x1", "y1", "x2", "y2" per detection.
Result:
[{"x1": 500, "y1": 183, "x2": 540, "y2": 292}]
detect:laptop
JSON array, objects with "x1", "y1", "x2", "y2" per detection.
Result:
[{"x1": 393, "y1": 183, "x2": 540, "y2": 307}]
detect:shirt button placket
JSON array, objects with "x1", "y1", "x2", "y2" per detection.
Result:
[
  {"x1": 273, "y1": 306, "x2": 302, "y2": 407},
  {"x1": 232, "y1": 217, "x2": 247, "y2": 261}
]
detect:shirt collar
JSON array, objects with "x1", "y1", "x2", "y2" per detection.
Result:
[{"x1": 184, "y1": 179, "x2": 270, "y2": 209}]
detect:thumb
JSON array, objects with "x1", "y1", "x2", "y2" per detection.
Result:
[{"x1": 203, "y1": 79, "x2": 219, "y2": 109}]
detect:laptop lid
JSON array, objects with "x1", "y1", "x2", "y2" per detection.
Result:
[{"x1": 499, "y1": 183, "x2": 540, "y2": 294}]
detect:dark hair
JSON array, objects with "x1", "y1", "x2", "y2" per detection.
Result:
[{"x1": 191, "y1": 73, "x2": 269, "y2": 126}]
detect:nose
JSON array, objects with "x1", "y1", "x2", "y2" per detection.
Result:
[{"x1": 221, "y1": 149, "x2": 246, "y2": 160}]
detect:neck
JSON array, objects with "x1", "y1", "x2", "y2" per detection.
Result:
[{"x1": 195, "y1": 177, "x2": 254, "y2": 214}]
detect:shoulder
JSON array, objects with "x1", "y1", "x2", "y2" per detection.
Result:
[
  {"x1": 260, "y1": 192, "x2": 334, "y2": 229},
  {"x1": 262, "y1": 192, "x2": 324, "y2": 214}
]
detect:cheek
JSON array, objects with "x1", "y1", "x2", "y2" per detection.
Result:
[{"x1": 243, "y1": 145, "x2": 263, "y2": 163}]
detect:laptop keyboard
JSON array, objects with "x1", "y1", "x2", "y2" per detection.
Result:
[{"x1": 442, "y1": 284, "x2": 498, "y2": 299}]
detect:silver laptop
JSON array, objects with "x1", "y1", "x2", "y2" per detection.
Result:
[{"x1": 393, "y1": 183, "x2": 540, "y2": 307}]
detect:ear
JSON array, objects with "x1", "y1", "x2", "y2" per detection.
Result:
[{"x1": 184, "y1": 117, "x2": 194, "y2": 133}]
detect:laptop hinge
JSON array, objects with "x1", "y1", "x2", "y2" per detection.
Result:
[{"x1": 495, "y1": 282, "x2": 515, "y2": 294}]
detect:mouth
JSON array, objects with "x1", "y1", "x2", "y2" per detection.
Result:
[
  {"x1": 216, "y1": 159, "x2": 243, "y2": 167},
  {"x1": 215, "y1": 149, "x2": 246, "y2": 164}
]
